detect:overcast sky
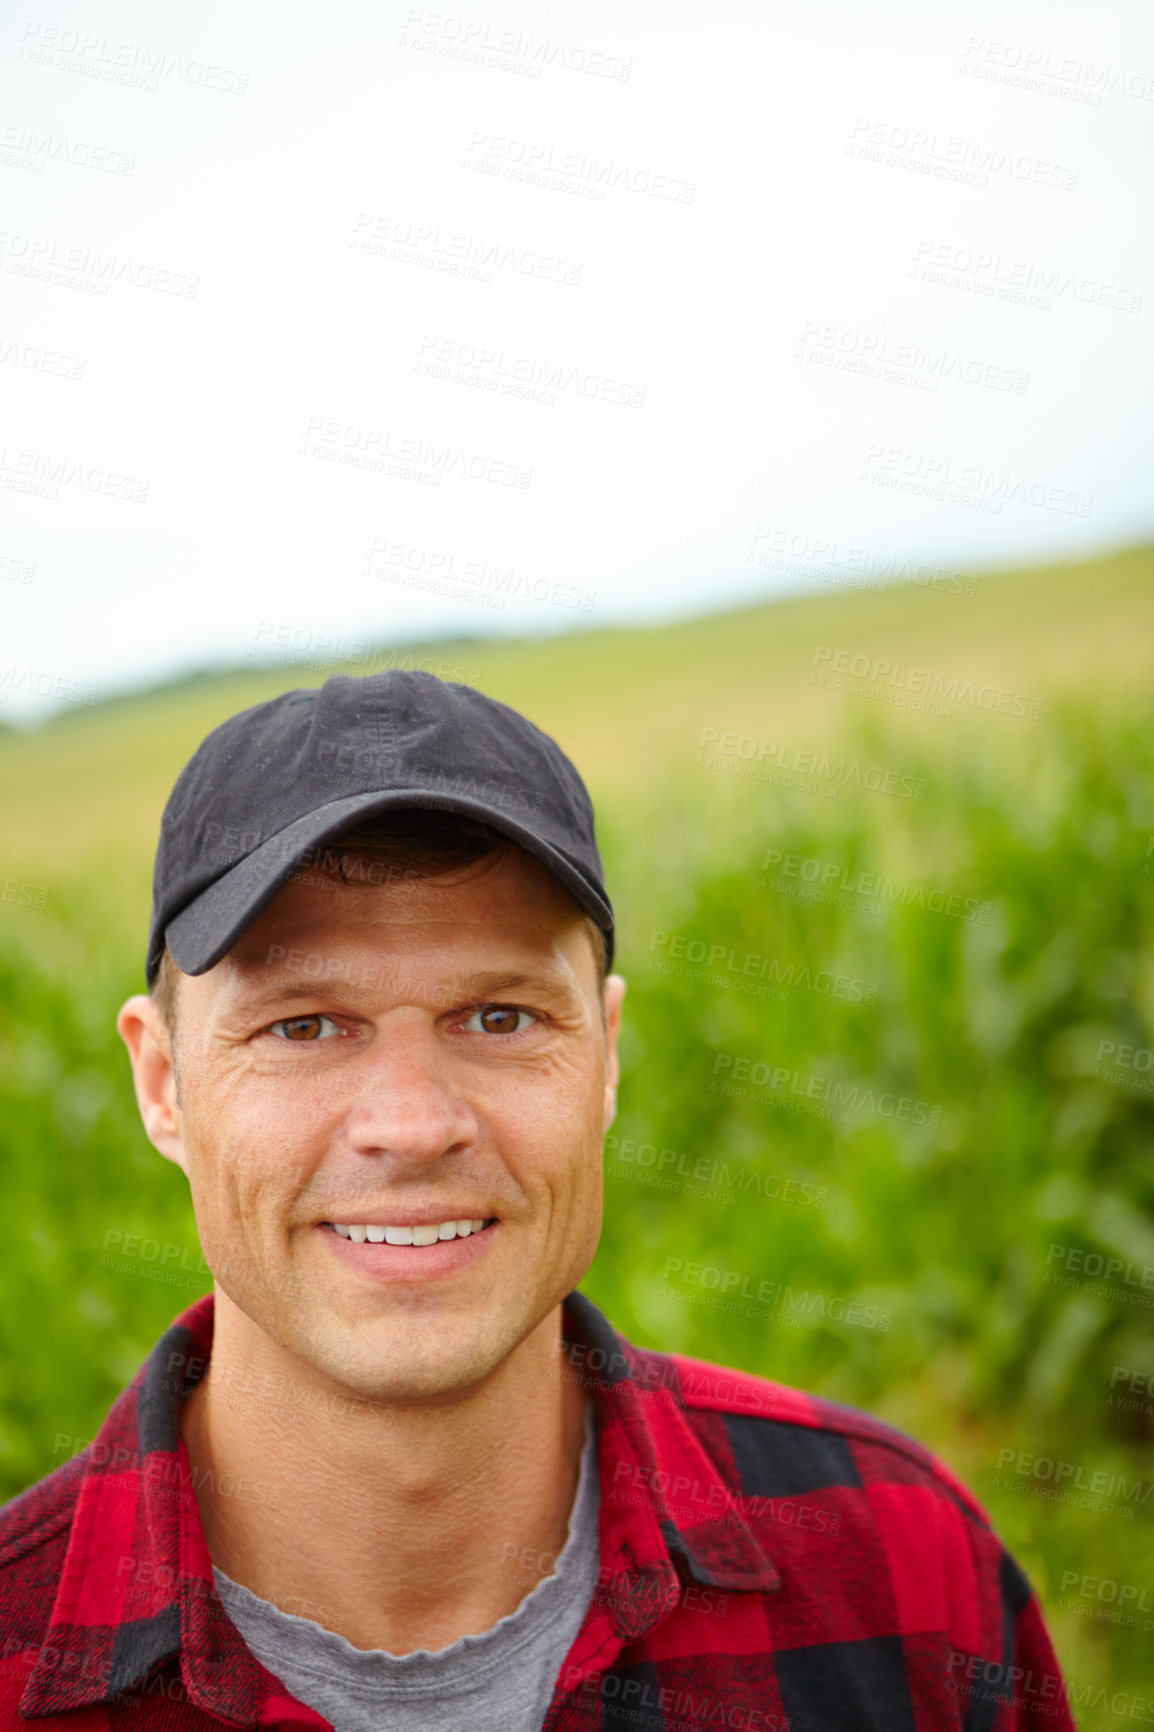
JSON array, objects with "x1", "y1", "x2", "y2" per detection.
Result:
[{"x1": 1, "y1": 0, "x2": 1151, "y2": 721}]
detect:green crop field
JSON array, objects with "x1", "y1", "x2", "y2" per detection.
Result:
[{"x1": 2, "y1": 543, "x2": 1152, "y2": 1720}]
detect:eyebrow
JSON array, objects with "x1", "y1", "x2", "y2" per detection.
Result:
[{"x1": 227, "y1": 969, "x2": 568, "y2": 1012}]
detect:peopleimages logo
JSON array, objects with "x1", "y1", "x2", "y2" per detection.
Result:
[
  {"x1": 462, "y1": 131, "x2": 692, "y2": 201},
  {"x1": 1045, "y1": 1241, "x2": 1154, "y2": 1294},
  {"x1": 793, "y1": 322, "x2": 1028, "y2": 395},
  {"x1": 747, "y1": 526, "x2": 977, "y2": 595},
  {"x1": 859, "y1": 444, "x2": 1092, "y2": 518},
  {"x1": 300, "y1": 416, "x2": 532, "y2": 490},
  {"x1": 812, "y1": 645, "x2": 1041, "y2": 718},
  {"x1": 759, "y1": 849, "x2": 991, "y2": 923},
  {"x1": 15, "y1": 22, "x2": 249, "y2": 94},
  {"x1": 0, "y1": 444, "x2": 148, "y2": 503},
  {"x1": 1058, "y1": 1570, "x2": 1154, "y2": 1614},
  {"x1": 414, "y1": 333, "x2": 647, "y2": 408},
  {"x1": 363, "y1": 537, "x2": 596, "y2": 612},
  {"x1": 994, "y1": 1447, "x2": 1153, "y2": 1511},
  {"x1": 661, "y1": 1258, "x2": 893, "y2": 1333},
  {"x1": 711, "y1": 1051, "x2": 940, "y2": 1126},
  {"x1": 648, "y1": 929, "x2": 877, "y2": 1003},
  {"x1": 958, "y1": 36, "x2": 1154, "y2": 104},
  {"x1": 350, "y1": 213, "x2": 582, "y2": 287},
  {"x1": 697, "y1": 728, "x2": 926, "y2": 801},
  {"x1": 399, "y1": 11, "x2": 633, "y2": 81},
  {"x1": 0, "y1": 662, "x2": 98, "y2": 704},
  {"x1": 0, "y1": 229, "x2": 198, "y2": 297},
  {"x1": 605, "y1": 1132, "x2": 830, "y2": 1210},
  {"x1": 846, "y1": 116, "x2": 1079, "y2": 190}
]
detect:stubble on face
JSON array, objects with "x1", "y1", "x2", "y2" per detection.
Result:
[{"x1": 169, "y1": 851, "x2": 616, "y2": 1407}]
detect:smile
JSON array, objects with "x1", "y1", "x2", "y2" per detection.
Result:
[{"x1": 323, "y1": 1219, "x2": 494, "y2": 1245}]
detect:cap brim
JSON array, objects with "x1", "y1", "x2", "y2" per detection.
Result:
[{"x1": 162, "y1": 789, "x2": 614, "y2": 979}]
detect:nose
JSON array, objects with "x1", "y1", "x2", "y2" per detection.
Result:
[{"x1": 341, "y1": 1011, "x2": 479, "y2": 1169}]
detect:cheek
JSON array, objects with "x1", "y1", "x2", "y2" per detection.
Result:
[
  {"x1": 469, "y1": 1076, "x2": 598, "y2": 1226},
  {"x1": 181, "y1": 1071, "x2": 327, "y2": 1202},
  {"x1": 495, "y1": 1064, "x2": 602, "y2": 1161}
]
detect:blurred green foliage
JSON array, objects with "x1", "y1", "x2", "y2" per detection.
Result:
[{"x1": 1, "y1": 695, "x2": 1151, "y2": 1719}]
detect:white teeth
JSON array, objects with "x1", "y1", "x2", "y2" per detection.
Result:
[{"x1": 329, "y1": 1218, "x2": 490, "y2": 1243}]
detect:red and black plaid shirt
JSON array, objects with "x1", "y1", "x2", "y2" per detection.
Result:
[{"x1": 0, "y1": 1290, "x2": 1072, "y2": 1730}]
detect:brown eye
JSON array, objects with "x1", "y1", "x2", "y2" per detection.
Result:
[
  {"x1": 471, "y1": 1005, "x2": 532, "y2": 1035},
  {"x1": 271, "y1": 1015, "x2": 337, "y2": 1042}
]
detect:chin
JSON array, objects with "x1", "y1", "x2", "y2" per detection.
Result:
[
  {"x1": 327, "y1": 1356, "x2": 499, "y2": 1407},
  {"x1": 310, "y1": 1318, "x2": 509, "y2": 1405}
]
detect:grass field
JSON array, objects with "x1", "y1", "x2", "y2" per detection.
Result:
[{"x1": 1, "y1": 543, "x2": 1152, "y2": 1719}]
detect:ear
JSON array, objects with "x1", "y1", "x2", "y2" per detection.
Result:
[
  {"x1": 117, "y1": 995, "x2": 188, "y2": 1174},
  {"x1": 601, "y1": 974, "x2": 626, "y2": 1132}
]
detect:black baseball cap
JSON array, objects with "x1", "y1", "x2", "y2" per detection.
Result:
[{"x1": 146, "y1": 670, "x2": 614, "y2": 986}]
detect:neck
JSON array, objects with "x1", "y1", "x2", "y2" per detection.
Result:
[{"x1": 181, "y1": 1291, "x2": 590, "y2": 1653}]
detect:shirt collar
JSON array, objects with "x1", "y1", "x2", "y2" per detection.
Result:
[
  {"x1": 22, "y1": 1291, "x2": 777, "y2": 1723},
  {"x1": 562, "y1": 1290, "x2": 779, "y2": 1629}
]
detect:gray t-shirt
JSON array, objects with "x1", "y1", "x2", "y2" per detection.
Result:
[{"x1": 213, "y1": 1414, "x2": 600, "y2": 1732}]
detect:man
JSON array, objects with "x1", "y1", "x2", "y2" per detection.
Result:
[{"x1": 0, "y1": 670, "x2": 1071, "y2": 1730}]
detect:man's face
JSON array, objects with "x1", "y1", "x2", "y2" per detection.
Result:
[{"x1": 120, "y1": 848, "x2": 624, "y2": 1403}]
